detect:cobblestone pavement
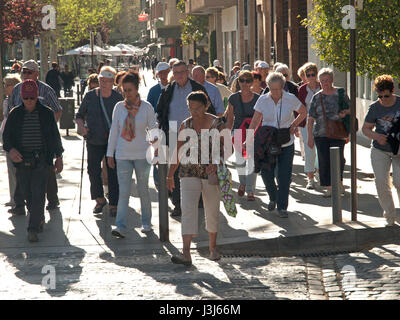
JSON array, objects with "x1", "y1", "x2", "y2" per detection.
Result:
[{"x1": 1, "y1": 244, "x2": 400, "y2": 300}]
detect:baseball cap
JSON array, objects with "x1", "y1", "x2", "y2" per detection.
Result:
[
  {"x1": 258, "y1": 61, "x2": 270, "y2": 69},
  {"x1": 21, "y1": 80, "x2": 39, "y2": 99},
  {"x1": 98, "y1": 67, "x2": 116, "y2": 79},
  {"x1": 156, "y1": 62, "x2": 170, "y2": 73},
  {"x1": 22, "y1": 60, "x2": 39, "y2": 72}
]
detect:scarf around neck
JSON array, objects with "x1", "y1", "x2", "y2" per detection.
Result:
[{"x1": 121, "y1": 95, "x2": 141, "y2": 142}]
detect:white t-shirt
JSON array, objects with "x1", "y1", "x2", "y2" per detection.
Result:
[
  {"x1": 107, "y1": 100, "x2": 157, "y2": 160},
  {"x1": 253, "y1": 91, "x2": 302, "y2": 147}
]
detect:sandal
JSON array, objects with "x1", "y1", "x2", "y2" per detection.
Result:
[
  {"x1": 247, "y1": 193, "x2": 256, "y2": 201},
  {"x1": 171, "y1": 255, "x2": 192, "y2": 266},
  {"x1": 93, "y1": 201, "x2": 107, "y2": 214},
  {"x1": 238, "y1": 185, "x2": 246, "y2": 197},
  {"x1": 209, "y1": 248, "x2": 221, "y2": 261}
]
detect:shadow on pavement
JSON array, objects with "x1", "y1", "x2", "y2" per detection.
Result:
[{"x1": 0, "y1": 210, "x2": 85, "y2": 298}]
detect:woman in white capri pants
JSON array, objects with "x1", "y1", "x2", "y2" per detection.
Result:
[
  {"x1": 362, "y1": 75, "x2": 400, "y2": 227},
  {"x1": 167, "y1": 91, "x2": 229, "y2": 266}
]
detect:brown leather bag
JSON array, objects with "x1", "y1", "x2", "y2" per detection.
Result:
[{"x1": 320, "y1": 94, "x2": 348, "y2": 140}]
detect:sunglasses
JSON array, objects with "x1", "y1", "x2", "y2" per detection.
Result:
[
  {"x1": 206, "y1": 75, "x2": 215, "y2": 79},
  {"x1": 378, "y1": 95, "x2": 391, "y2": 99},
  {"x1": 239, "y1": 78, "x2": 253, "y2": 83},
  {"x1": 282, "y1": 74, "x2": 288, "y2": 78},
  {"x1": 22, "y1": 70, "x2": 33, "y2": 75},
  {"x1": 22, "y1": 97, "x2": 37, "y2": 100},
  {"x1": 306, "y1": 73, "x2": 316, "y2": 78}
]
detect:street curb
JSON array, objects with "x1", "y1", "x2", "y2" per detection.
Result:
[{"x1": 209, "y1": 225, "x2": 400, "y2": 257}]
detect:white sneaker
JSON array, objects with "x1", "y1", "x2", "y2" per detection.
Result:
[
  {"x1": 306, "y1": 178, "x2": 315, "y2": 189},
  {"x1": 384, "y1": 213, "x2": 396, "y2": 227},
  {"x1": 111, "y1": 227, "x2": 126, "y2": 238},
  {"x1": 322, "y1": 189, "x2": 332, "y2": 198},
  {"x1": 141, "y1": 225, "x2": 153, "y2": 233}
]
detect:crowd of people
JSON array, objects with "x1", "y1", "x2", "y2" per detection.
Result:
[{"x1": 1, "y1": 55, "x2": 399, "y2": 266}]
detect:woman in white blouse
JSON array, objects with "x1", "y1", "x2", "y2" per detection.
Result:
[
  {"x1": 107, "y1": 72, "x2": 157, "y2": 237},
  {"x1": 247, "y1": 72, "x2": 307, "y2": 218}
]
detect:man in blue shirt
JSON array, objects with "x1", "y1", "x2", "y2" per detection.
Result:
[
  {"x1": 147, "y1": 62, "x2": 170, "y2": 189},
  {"x1": 147, "y1": 62, "x2": 170, "y2": 111},
  {"x1": 191, "y1": 66, "x2": 224, "y2": 116}
]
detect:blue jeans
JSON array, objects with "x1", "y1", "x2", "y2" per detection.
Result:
[
  {"x1": 116, "y1": 159, "x2": 152, "y2": 230},
  {"x1": 235, "y1": 150, "x2": 257, "y2": 194},
  {"x1": 260, "y1": 144, "x2": 295, "y2": 211}
]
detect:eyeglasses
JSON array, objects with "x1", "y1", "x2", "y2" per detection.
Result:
[
  {"x1": 306, "y1": 73, "x2": 316, "y2": 78},
  {"x1": 22, "y1": 97, "x2": 36, "y2": 100},
  {"x1": 378, "y1": 95, "x2": 391, "y2": 99},
  {"x1": 239, "y1": 78, "x2": 253, "y2": 84}
]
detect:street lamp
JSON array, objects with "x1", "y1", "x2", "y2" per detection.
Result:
[{"x1": 342, "y1": 1, "x2": 358, "y2": 221}]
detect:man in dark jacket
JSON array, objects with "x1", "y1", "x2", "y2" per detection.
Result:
[
  {"x1": 155, "y1": 60, "x2": 216, "y2": 217},
  {"x1": 45, "y1": 62, "x2": 62, "y2": 98},
  {"x1": 2, "y1": 80, "x2": 64, "y2": 242}
]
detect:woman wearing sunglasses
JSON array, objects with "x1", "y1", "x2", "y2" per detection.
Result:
[
  {"x1": 298, "y1": 63, "x2": 321, "y2": 189},
  {"x1": 224, "y1": 71, "x2": 260, "y2": 201},
  {"x1": 362, "y1": 75, "x2": 400, "y2": 227}
]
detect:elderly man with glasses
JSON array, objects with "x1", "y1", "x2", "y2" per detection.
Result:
[{"x1": 2, "y1": 80, "x2": 64, "y2": 242}]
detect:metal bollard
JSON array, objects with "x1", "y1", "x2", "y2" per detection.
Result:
[
  {"x1": 76, "y1": 84, "x2": 80, "y2": 106},
  {"x1": 330, "y1": 147, "x2": 342, "y2": 223},
  {"x1": 158, "y1": 163, "x2": 169, "y2": 242}
]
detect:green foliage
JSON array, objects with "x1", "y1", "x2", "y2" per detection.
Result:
[
  {"x1": 209, "y1": 30, "x2": 216, "y2": 66},
  {"x1": 177, "y1": 0, "x2": 208, "y2": 45},
  {"x1": 55, "y1": 0, "x2": 121, "y2": 48},
  {"x1": 302, "y1": 0, "x2": 400, "y2": 80}
]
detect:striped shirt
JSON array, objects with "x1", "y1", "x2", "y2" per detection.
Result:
[
  {"x1": 20, "y1": 109, "x2": 44, "y2": 152},
  {"x1": 7, "y1": 80, "x2": 62, "y2": 116}
]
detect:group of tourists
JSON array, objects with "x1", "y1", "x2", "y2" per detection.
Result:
[{"x1": 1, "y1": 55, "x2": 399, "y2": 266}]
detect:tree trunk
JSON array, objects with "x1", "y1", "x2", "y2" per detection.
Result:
[
  {"x1": 22, "y1": 39, "x2": 36, "y2": 61},
  {"x1": 0, "y1": 45, "x2": 4, "y2": 121},
  {"x1": 49, "y1": 31, "x2": 58, "y2": 66},
  {"x1": 39, "y1": 32, "x2": 50, "y2": 82}
]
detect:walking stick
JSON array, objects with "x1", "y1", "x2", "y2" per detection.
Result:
[{"x1": 78, "y1": 136, "x2": 86, "y2": 215}]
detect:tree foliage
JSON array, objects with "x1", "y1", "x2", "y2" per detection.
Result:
[
  {"x1": 177, "y1": 0, "x2": 208, "y2": 45},
  {"x1": 303, "y1": 0, "x2": 400, "y2": 80},
  {"x1": 0, "y1": 0, "x2": 43, "y2": 43},
  {"x1": 55, "y1": 0, "x2": 121, "y2": 48}
]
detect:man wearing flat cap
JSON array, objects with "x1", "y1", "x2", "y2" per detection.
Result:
[
  {"x1": 76, "y1": 66, "x2": 123, "y2": 216},
  {"x1": 7, "y1": 59, "x2": 63, "y2": 216},
  {"x1": 2, "y1": 80, "x2": 64, "y2": 242}
]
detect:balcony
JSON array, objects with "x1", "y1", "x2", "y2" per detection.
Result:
[{"x1": 185, "y1": 0, "x2": 236, "y2": 15}]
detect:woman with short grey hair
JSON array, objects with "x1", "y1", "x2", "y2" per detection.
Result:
[
  {"x1": 2, "y1": 73, "x2": 22, "y2": 209},
  {"x1": 307, "y1": 68, "x2": 351, "y2": 197},
  {"x1": 246, "y1": 72, "x2": 307, "y2": 218}
]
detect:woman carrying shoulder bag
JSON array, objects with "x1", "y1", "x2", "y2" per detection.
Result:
[
  {"x1": 224, "y1": 71, "x2": 260, "y2": 201},
  {"x1": 307, "y1": 68, "x2": 351, "y2": 198},
  {"x1": 362, "y1": 75, "x2": 400, "y2": 227}
]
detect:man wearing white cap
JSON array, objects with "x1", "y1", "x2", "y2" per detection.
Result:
[
  {"x1": 147, "y1": 62, "x2": 170, "y2": 111},
  {"x1": 7, "y1": 59, "x2": 63, "y2": 215},
  {"x1": 256, "y1": 61, "x2": 270, "y2": 89},
  {"x1": 76, "y1": 66, "x2": 123, "y2": 216},
  {"x1": 147, "y1": 61, "x2": 170, "y2": 189}
]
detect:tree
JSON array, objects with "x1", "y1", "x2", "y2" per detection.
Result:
[
  {"x1": 55, "y1": 0, "x2": 121, "y2": 48},
  {"x1": 109, "y1": 0, "x2": 142, "y2": 44},
  {"x1": 0, "y1": 0, "x2": 43, "y2": 111},
  {"x1": 303, "y1": 0, "x2": 400, "y2": 80},
  {"x1": 177, "y1": 0, "x2": 208, "y2": 45}
]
